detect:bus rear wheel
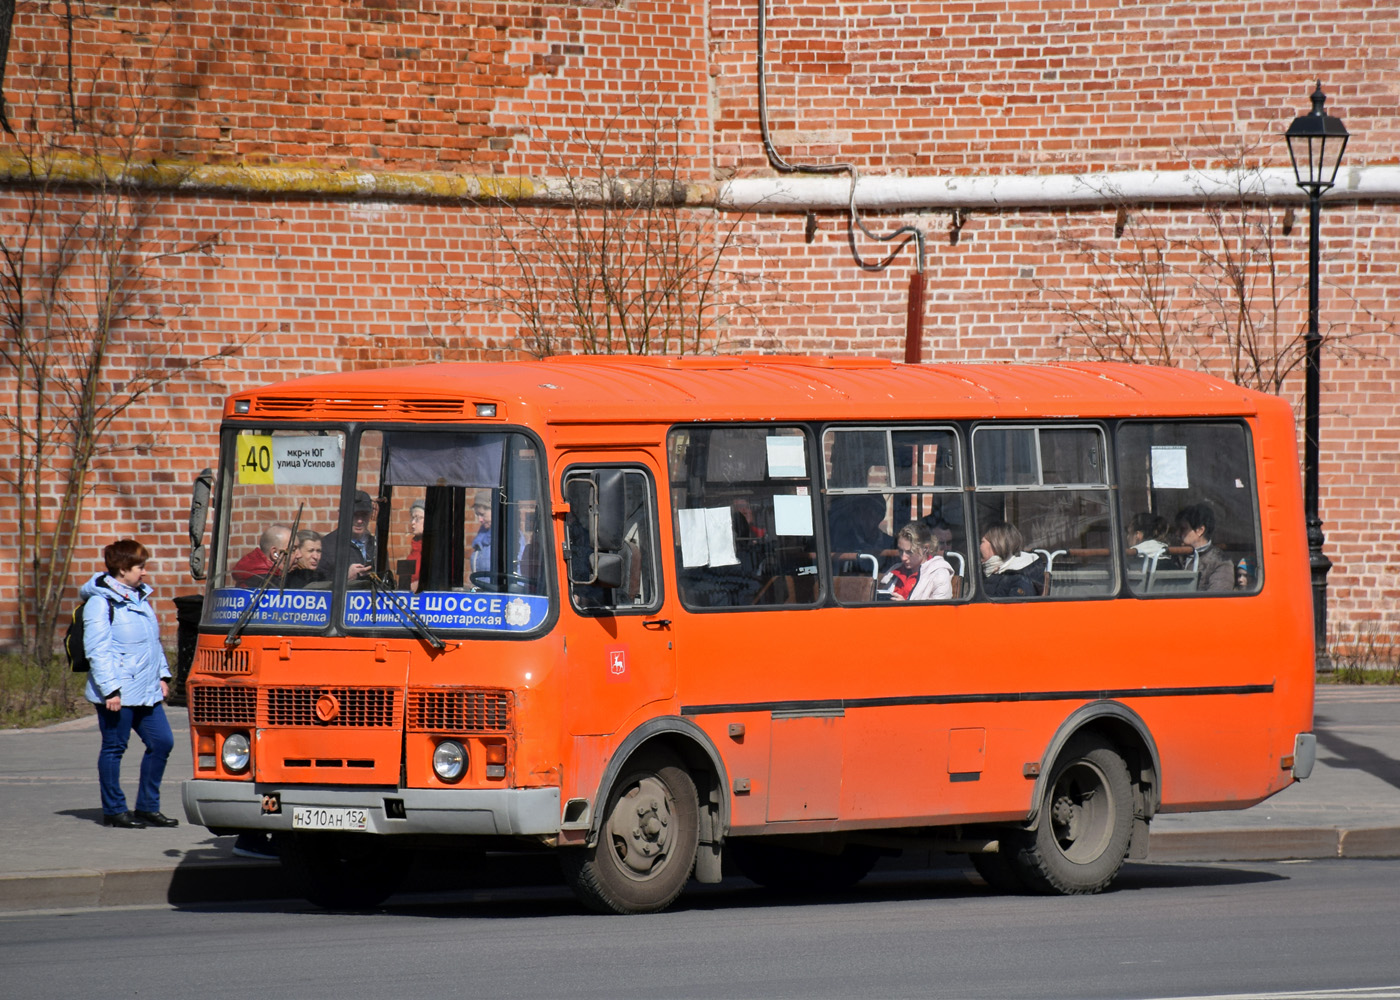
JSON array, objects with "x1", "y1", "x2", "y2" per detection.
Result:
[
  {"x1": 279, "y1": 833, "x2": 413, "y2": 910},
  {"x1": 1009, "y1": 734, "x2": 1133, "y2": 895},
  {"x1": 562, "y1": 751, "x2": 699, "y2": 914}
]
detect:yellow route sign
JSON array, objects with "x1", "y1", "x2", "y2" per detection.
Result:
[{"x1": 236, "y1": 433, "x2": 274, "y2": 484}]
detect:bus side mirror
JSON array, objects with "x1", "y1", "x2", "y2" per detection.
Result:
[
  {"x1": 188, "y1": 467, "x2": 214, "y2": 581},
  {"x1": 595, "y1": 468, "x2": 625, "y2": 551},
  {"x1": 566, "y1": 472, "x2": 626, "y2": 589}
]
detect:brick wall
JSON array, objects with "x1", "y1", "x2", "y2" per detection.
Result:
[{"x1": 2, "y1": 1, "x2": 1398, "y2": 647}]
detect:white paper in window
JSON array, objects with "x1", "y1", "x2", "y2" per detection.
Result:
[
  {"x1": 1150, "y1": 446, "x2": 1189, "y2": 489},
  {"x1": 773, "y1": 494, "x2": 814, "y2": 536},
  {"x1": 678, "y1": 508, "x2": 709, "y2": 567},
  {"x1": 704, "y1": 507, "x2": 739, "y2": 567},
  {"x1": 766, "y1": 436, "x2": 807, "y2": 478}
]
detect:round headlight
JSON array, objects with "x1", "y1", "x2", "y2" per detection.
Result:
[
  {"x1": 222, "y1": 733, "x2": 251, "y2": 773},
  {"x1": 433, "y1": 740, "x2": 467, "y2": 782}
]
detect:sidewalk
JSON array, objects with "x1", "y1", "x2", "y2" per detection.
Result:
[{"x1": 2, "y1": 686, "x2": 1397, "y2": 911}]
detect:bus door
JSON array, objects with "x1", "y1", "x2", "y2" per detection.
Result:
[{"x1": 559, "y1": 461, "x2": 675, "y2": 738}]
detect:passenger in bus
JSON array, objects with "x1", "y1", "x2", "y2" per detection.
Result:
[
  {"x1": 230, "y1": 524, "x2": 291, "y2": 586},
  {"x1": 979, "y1": 521, "x2": 1046, "y2": 597},
  {"x1": 407, "y1": 501, "x2": 424, "y2": 584},
  {"x1": 1126, "y1": 512, "x2": 1174, "y2": 572},
  {"x1": 1174, "y1": 503, "x2": 1233, "y2": 592},
  {"x1": 470, "y1": 490, "x2": 493, "y2": 576},
  {"x1": 829, "y1": 494, "x2": 895, "y2": 569},
  {"x1": 322, "y1": 491, "x2": 378, "y2": 582},
  {"x1": 284, "y1": 529, "x2": 326, "y2": 588},
  {"x1": 885, "y1": 521, "x2": 953, "y2": 601},
  {"x1": 513, "y1": 504, "x2": 543, "y2": 593}
]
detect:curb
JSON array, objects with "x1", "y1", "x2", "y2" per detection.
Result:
[
  {"x1": 4, "y1": 829, "x2": 1400, "y2": 913},
  {"x1": 0, "y1": 861, "x2": 294, "y2": 913}
]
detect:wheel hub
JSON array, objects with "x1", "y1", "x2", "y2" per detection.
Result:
[{"x1": 608, "y1": 777, "x2": 674, "y2": 876}]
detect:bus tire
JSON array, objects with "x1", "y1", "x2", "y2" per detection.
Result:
[
  {"x1": 729, "y1": 840, "x2": 879, "y2": 892},
  {"x1": 562, "y1": 750, "x2": 699, "y2": 914},
  {"x1": 1010, "y1": 734, "x2": 1133, "y2": 895},
  {"x1": 279, "y1": 833, "x2": 413, "y2": 910}
]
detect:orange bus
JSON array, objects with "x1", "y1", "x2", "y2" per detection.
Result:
[{"x1": 181, "y1": 356, "x2": 1316, "y2": 912}]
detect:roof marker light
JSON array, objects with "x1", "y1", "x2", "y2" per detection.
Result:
[{"x1": 475, "y1": 403, "x2": 497, "y2": 418}]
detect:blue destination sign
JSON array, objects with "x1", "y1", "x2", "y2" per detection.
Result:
[
  {"x1": 208, "y1": 588, "x2": 547, "y2": 632},
  {"x1": 208, "y1": 588, "x2": 332, "y2": 628},
  {"x1": 344, "y1": 591, "x2": 547, "y2": 632}
]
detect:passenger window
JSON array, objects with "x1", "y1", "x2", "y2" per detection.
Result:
[
  {"x1": 823, "y1": 426, "x2": 968, "y2": 604},
  {"x1": 563, "y1": 467, "x2": 661, "y2": 614},
  {"x1": 668, "y1": 426, "x2": 819, "y2": 608},
  {"x1": 972, "y1": 424, "x2": 1113, "y2": 599},
  {"x1": 1116, "y1": 422, "x2": 1261, "y2": 596}
]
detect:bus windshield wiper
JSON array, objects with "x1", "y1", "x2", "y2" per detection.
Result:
[
  {"x1": 226, "y1": 504, "x2": 303, "y2": 648},
  {"x1": 225, "y1": 547, "x2": 291, "y2": 649},
  {"x1": 363, "y1": 569, "x2": 447, "y2": 651}
]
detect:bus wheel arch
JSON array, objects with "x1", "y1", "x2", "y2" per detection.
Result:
[
  {"x1": 999, "y1": 702, "x2": 1161, "y2": 895},
  {"x1": 1029, "y1": 700, "x2": 1161, "y2": 834},
  {"x1": 563, "y1": 719, "x2": 729, "y2": 913}
]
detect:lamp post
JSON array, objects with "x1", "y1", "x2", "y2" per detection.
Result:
[{"x1": 1284, "y1": 81, "x2": 1348, "y2": 668}]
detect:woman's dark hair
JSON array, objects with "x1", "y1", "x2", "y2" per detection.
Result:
[
  {"x1": 1129, "y1": 512, "x2": 1169, "y2": 542},
  {"x1": 1174, "y1": 503, "x2": 1216, "y2": 539},
  {"x1": 103, "y1": 539, "x2": 150, "y2": 575}
]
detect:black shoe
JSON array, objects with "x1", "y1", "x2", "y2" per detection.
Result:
[
  {"x1": 103, "y1": 811, "x2": 147, "y2": 829},
  {"x1": 133, "y1": 810, "x2": 179, "y2": 828}
]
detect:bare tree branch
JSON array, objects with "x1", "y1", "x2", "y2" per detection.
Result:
[{"x1": 434, "y1": 104, "x2": 776, "y2": 357}]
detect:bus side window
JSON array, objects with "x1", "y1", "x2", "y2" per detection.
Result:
[
  {"x1": 668, "y1": 426, "x2": 819, "y2": 609},
  {"x1": 972, "y1": 424, "x2": 1114, "y2": 599},
  {"x1": 823, "y1": 425, "x2": 968, "y2": 604},
  {"x1": 1116, "y1": 421, "x2": 1262, "y2": 597}
]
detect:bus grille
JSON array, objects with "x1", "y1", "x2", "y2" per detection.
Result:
[
  {"x1": 407, "y1": 689, "x2": 512, "y2": 733},
  {"x1": 249, "y1": 396, "x2": 467, "y2": 418},
  {"x1": 264, "y1": 687, "x2": 399, "y2": 728},
  {"x1": 189, "y1": 685, "x2": 257, "y2": 725},
  {"x1": 194, "y1": 647, "x2": 251, "y2": 674}
]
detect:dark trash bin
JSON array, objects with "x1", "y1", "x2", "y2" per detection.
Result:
[{"x1": 169, "y1": 593, "x2": 204, "y2": 707}]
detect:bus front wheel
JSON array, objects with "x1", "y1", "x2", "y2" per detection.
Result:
[
  {"x1": 561, "y1": 751, "x2": 699, "y2": 915},
  {"x1": 1009, "y1": 734, "x2": 1133, "y2": 895}
]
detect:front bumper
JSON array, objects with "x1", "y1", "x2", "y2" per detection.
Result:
[{"x1": 182, "y1": 779, "x2": 561, "y2": 837}]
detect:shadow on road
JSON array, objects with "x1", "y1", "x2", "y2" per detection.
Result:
[
  {"x1": 1314, "y1": 713, "x2": 1400, "y2": 792},
  {"x1": 173, "y1": 856, "x2": 1288, "y2": 920},
  {"x1": 56, "y1": 807, "x2": 107, "y2": 825}
]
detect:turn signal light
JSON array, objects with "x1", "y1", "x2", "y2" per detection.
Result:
[
  {"x1": 485, "y1": 742, "x2": 507, "y2": 779},
  {"x1": 197, "y1": 733, "x2": 217, "y2": 770}
]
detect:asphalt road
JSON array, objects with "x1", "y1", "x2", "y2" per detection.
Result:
[{"x1": 6, "y1": 859, "x2": 1400, "y2": 999}]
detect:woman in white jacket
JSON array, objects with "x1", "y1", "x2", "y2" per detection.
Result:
[
  {"x1": 890, "y1": 522, "x2": 954, "y2": 601},
  {"x1": 82, "y1": 539, "x2": 177, "y2": 829}
]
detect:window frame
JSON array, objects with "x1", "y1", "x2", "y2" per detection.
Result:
[
  {"x1": 666, "y1": 422, "x2": 822, "y2": 613},
  {"x1": 562, "y1": 463, "x2": 665, "y2": 618}
]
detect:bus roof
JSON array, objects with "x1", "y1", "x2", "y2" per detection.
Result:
[{"x1": 226, "y1": 356, "x2": 1275, "y2": 425}]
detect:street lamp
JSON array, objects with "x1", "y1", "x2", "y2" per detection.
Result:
[{"x1": 1284, "y1": 81, "x2": 1349, "y2": 668}]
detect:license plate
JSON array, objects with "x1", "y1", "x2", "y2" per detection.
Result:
[{"x1": 291, "y1": 807, "x2": 369, "y2": 831}]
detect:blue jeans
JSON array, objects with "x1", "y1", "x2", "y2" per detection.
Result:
[{"x1": 95, "y1": 702, "x2": 174, "y2": 816}]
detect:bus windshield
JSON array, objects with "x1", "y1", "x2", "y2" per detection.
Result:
[{"x1": 203, "y1": 426, "x2": 551, "y2": 636}]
